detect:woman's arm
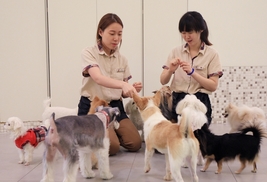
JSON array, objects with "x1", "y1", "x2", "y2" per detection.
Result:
[
  {"x1": 180, "y1": 61, "x2": 219, "y2": 92},
  {"x1": 88, "y1": 66, "x2": 138, "y2": 97},
  {"x1": 160, "y1": 58, "x2": 180, "y2": 85}
]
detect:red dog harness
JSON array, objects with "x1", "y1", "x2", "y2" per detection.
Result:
[{"x1": 15, "y1": 126, "x2": 47, "y2": 149}]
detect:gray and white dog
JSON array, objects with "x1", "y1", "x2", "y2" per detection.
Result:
[{"x1": 40, "y1": 106, "x2": 120, "y2": 182}]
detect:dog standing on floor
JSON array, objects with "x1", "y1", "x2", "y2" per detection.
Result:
[
  {"x1": 40, "y1": 106, "x2": 120, "y2": 182},
  {"x1": 223, "y1": 103, "x2": 267, "y2": 133},
  {"x1": 4, "y1": 117, "x2": 50, "y2": 166},
  {"x1": 176, "y1": 94, "x2": 208, "y2": 166},
  {"x1": 194, "y1": 123, "x2": 267, "y2": 174},
  {"x1": 133, "y1": 91, "x2": 199, "y2": 182}
]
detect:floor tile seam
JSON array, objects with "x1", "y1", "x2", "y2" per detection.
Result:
[
  {"x1": 226, "y1": 161, "x2": 238, "y2": 182},
  {"x1": 17, "y1": 161, "x2": 42, "y2": 182},
  {"x1": 126, "y1": 152, "x2": 137, "y2": 182}
]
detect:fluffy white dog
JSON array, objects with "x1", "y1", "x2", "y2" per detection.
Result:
[
  {"x1": 42, "y1": 97, "x2": 78, "y2": 121},
  {"x1": 224, "y1": 103, "x2": 267, "y2": 133},
  {"x1": 176, "y1": 94, "x2": 208, "y2": 166},
  {"x1": 125, "y1": 99, "x2": 144, "y2": 141},
  {"x1": 4, "y1": 117, "x2": 50, "y2": 165}
]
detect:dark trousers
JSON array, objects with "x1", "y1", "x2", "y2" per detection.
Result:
[
  {"x1": 78, "y1": 96, "x2": 128, "y2": 122},
  {"x1": 77, "y1": 96, "x2": 141, "y2": 155},
  {"x1": 171, "y1": 92, "x2": 212, "y2": 125}
]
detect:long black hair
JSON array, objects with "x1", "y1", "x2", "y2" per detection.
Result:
[{"x1": 178, "y1": 11, "x2": 212, "y2": 46}]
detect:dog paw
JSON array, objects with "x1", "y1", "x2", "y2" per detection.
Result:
[
  {"x1": 251, "y1": 170, "x2": 257, "y2": 173},
  {"x1": 200, "y1": 169, "x2": 206, "y2": 172},
  {"x1": 163, "y1": 173, "x2": 172, "y2": 181},
  {"x1": 100, "y1": 172, "x2": 113, "y2": 180},
  {"x1": 234, "y1": 170, "x2": 241, "y2": 174},
  {"x1": 144, "y1": 165, "x2": 150, "y2": 173},
  {"x1": 24, "y1": 162, "x2": 30, "y2": 166},
  {"x1": 18, "y1": 161, "x2": 24, "y2": 164},
  {"x1": 215, "y1": 170, "x2": 221, "y2": 174},
  {"x1": 83, "y1": 170, "x2": 95, "y2": 178}
]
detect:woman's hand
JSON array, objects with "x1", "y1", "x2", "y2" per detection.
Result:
[
  {"x1": 180, "y1": 61, "x2": 192, "y2": 74},
  {"x1": 121, "y1": 82, "x2": 137, "y2": 98},
  {"x1": 133, "y1": 82, "x2": 142, "y2": 93},
  {"x1": 169, "y1": 58, "x2": 180, "y2": 72}
]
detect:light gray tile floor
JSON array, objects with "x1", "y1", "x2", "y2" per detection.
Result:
[{"x1": 1, "y1": 123, "x2": 266, "y2": 182}]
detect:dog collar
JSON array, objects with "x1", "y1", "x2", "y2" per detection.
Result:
[{"x1": 99, "y1": 110, "x2": 110, "y2": 128}]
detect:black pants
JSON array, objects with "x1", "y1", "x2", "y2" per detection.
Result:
[
  {"x1": 171, "y1": 92, "x2": 212, "y2": 125},
  {"x1": 77, "y1": 96, "x2": 128, "y2": 122}
]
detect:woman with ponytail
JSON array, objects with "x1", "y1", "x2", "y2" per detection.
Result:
[{"x1": 160, "y1": 11, "x2": 223, "y2": 126}]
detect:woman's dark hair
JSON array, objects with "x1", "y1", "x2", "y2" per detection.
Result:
[
  {"x1": 96, "y1": 13, "x2": 123, "y2": 47},
  {"x1": 178, "y1": 11, "x2": 212, "y2": 46}
]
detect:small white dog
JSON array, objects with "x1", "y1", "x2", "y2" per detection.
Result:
[
  {"x1": 4, "y1": 117, "x2": 50, "y2": 165},
  {"x1": 41, "y1": 106, "x2": 120, "y2": 182},
  {"x1": 42, "y1": 97, "x2": 78, "y2": 121},
  {"x1": 224, "y1": 103, "x2": 267, "y2": 133},
  {"x1": 176, "y1": 94, "x2": 208, "y2": 166},
  {"x1": 125, "y1": 99, "x2": 144, "y2": 141},
  {"x1": 133, "y1": 91, "x2": 199, "y2": 182}
]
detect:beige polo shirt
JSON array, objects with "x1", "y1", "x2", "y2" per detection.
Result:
[
  {"x1": 80, "y1": 43, "x2": 131, "y2": 102},
  {"x1": 163, "y1": 43, "x2": 223, "y2": 94}
]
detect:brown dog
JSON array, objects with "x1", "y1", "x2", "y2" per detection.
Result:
[{"x1": 132, "y1": 91, "x2": 199, "y2": 182}]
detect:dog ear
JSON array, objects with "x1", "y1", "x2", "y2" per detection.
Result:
[
  {"x1": 152, "y1": 91, "x2": 161, "y2": 106},
  {"x1": 201, "y1": 123, "x2": 209, "y2": 131},
  {"x1": 175, "y1": 99, "x2": 187, "y2": 115},
  {"x1": 14, "y1": 118, "x2": 23, "y2": 130},
  {"x1": 195, "y1": 99, "x2": 207, "y2": 113}
]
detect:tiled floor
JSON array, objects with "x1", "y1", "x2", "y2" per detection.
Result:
[{"x1": 1, "y1": 123, "x2": 267, "y2": 182}]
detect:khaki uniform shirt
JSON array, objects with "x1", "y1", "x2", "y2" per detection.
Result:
[
  {"x1": 80, "y1": 43, "x2": 131, "y2": 102},
  {"x1": 163, "y1": 43, "x2": 223, "y2": 94}
]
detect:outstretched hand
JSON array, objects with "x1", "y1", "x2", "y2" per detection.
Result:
[
  {"x1": 122, "y1": 82, "x2": 138, "y2": 98},
  {"x1": 133, "y1": 82, "x2": 142, "y2": 93}
]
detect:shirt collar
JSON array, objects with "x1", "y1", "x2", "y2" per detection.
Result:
[
  {"x1": 96, "y1": 41, "x2": 118, "y2": 58},
  {"x1": 183, "y1": 42, "x2": 206, "y2": 55}
]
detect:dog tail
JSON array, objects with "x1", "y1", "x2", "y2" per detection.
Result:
[
  {"x1": 241, "y1": 124, "x2": 267, "y2": 139},
  {"x1": 43, "y1": 97, "x2": 51, "y2": 109},
  {"x1": 178, "y1": 107, "x2": 195, "y2": 138},
  {"x1": 45, "y1": 113, "x2": 60, "y2": 146}
]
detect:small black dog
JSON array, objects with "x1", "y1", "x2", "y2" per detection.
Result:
[{"x1": 194, "y1": 123, "x2": 266, "y2": 174}]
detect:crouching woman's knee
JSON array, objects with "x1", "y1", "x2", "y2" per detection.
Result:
[{"x1": 116, "y1": 118, "x2": 142, "y2": 152}]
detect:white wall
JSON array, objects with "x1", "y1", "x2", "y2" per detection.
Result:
[
  {"x1": 0, "y1": 0, "x2": 47, "y2": 121},
  {"x1": 1, "y1": 0, "x2": 267, "y2": 122},
  {"x1": 48, "y1": 0, "x2": 96, "y2": 108},
  {"x1": 143, "y1": 0, "x2": 187, "y2": 95},
  {"x1": 188, "y1": 0, "x2": 267, "y2": 66}
]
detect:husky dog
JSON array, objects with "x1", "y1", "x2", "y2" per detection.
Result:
[{"x1": 40, "y1": 106, "x2": 120, "y2": 182}]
